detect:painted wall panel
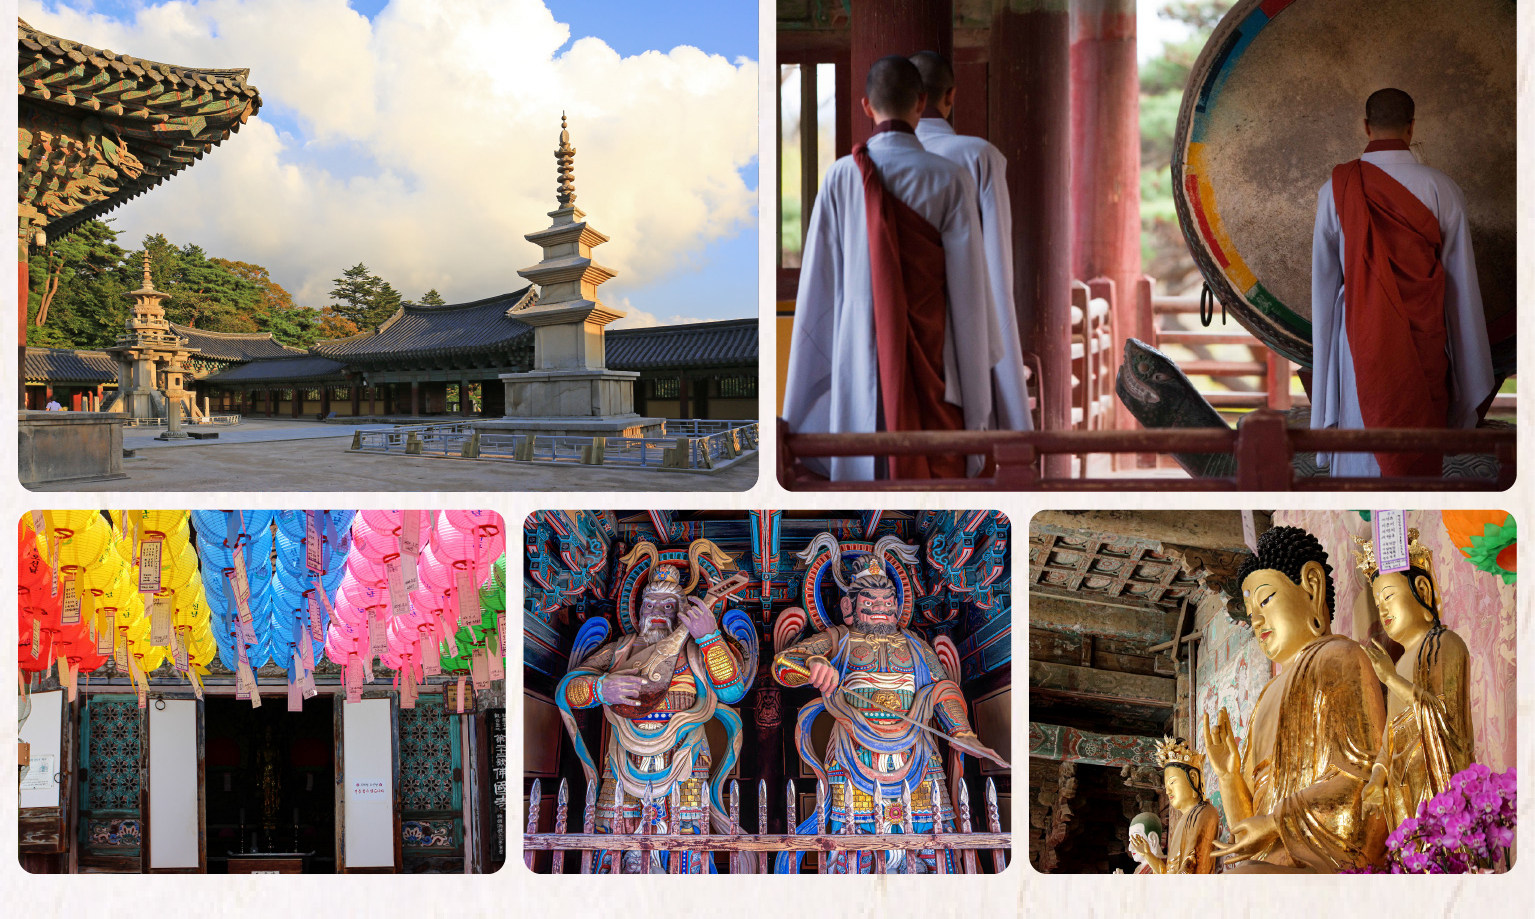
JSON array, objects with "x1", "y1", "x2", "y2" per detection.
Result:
[{"x1": 148, "y1": 700, "x2": 199, "y2": 868}]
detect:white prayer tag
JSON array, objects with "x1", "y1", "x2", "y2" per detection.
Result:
[
  {"x1": 138, "y1": 537, "x2": 163, "y2": 593},
  {"x1": 30, "y1": 510, "x2": 45, "y2": 534},
  {"x1": 287, "y1": 678, "x2": 302, "y2": 712},
  {"x1": 308, "y1": 594, "x2": 324, "y2": 642},
  {"x1": 149, "y1": 595, "x2": 173, "y2": 646},
  {"x1": 1374, "y1": 510, "x2": 1410, "y2": 574},
  {"x1": 402, "y1": 550, "x2": 420, "y2": 593},
  {"x1": 471, "y1": 647, "x2": 491, "y2": 692},
  {"x1": 422, "y1": 635, "x2": 441, "y2": 677},
  {"x1": 487, "y1": 629, "x2": 505, "y2": 681},
  {"x1": 456, "y1": 676, "x2": 467, "y2": 714},
  {"x1": 368, "y1": 611, "x2": 389, "y2": 655},
  {"x1": 61, "y1": 576, "x2": 80, "y2": 624},
  {"x1": 386, "y1": 557, "x2": 409, "y2": 616},
  {"x1": 97, "y1": 612, "x2": 114, "y2": 656},
  {"x1": 455, "y1": 569, "x2": 481, "y2": 623},
  {"x1": 347, "y1": 673, "x2": 363, "y2": 703},
  {"x1": 173, "y1": 629, "x2": 189, "y2": 673},
  {"x1": 306, "y1": 511, "x2": 324, "y2": 573},
  {"x1": 299, "y1": 668, "x2": 318, "y2": 700},
  {"x1": 400, "y1": 512, "x2": 422, "y2": 556},
  {"x1": 231, "y1": 551, "x2": 251, "y2": 603}
]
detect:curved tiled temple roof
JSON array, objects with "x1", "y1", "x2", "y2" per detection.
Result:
[
  {"x1": 313, "y1": 288, "x2": 534, "y2": 365},
  {"x1": 169, "y1": 324, "x2": 306, "y2": 362},
  {"x1": 23, "y1": 347, "x2": 117, "y2": 384},
  {"x1": 606, "y1": 318, "x2": 757, "y2": 371},
  {"x1": 17, "y1": 18, "x2": 262, "y2": 240},
  {"x1": 200, "y1": 355, "x2": 349, "y2": 385}
]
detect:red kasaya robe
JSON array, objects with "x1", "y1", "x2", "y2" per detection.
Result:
[
  {"x1": 1332, "y1": 143, "x2": 1449, "y2": 478},
  {"x1": 855, "y1": 122, "x2": 964, "y2": 479}
]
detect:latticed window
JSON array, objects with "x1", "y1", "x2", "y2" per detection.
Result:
[
  {"x1": 83, "y1": 698, "x2": 141, "y2": 810},
  {"x1": 719, "y1": 376, "x2": 756, "y2": 398},
  {"x1": 652, "y1": 378, "x2": 680, "y2": 399},
  {"x1": 399, "y1": 702, "x2": 462, "y2": 856}
]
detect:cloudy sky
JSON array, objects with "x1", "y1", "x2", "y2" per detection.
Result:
[{"x1": 22, "y1": 0, "x2": 760, "y2": 327}]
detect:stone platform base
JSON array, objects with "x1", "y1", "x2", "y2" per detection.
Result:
[
  {"x1": 474, "y1": 415, "x2": 665, "y2": 439},
  {"x1": 19, "y1": 412, "x2": 127, "y2": 487}
]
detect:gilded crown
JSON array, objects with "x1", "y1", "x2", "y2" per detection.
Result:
[
  {"x1": 854, "y1": 554, "x2": 884, "y2": 579},
  {"x1": 1153, "y1": 736, "x2": 1205, "y2": 772},
  {"x1": 1352, "y1": 528, "x2": 1434, "y2": 580}
]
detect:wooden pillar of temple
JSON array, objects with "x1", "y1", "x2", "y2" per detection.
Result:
[
  {"x1": 677, "y1": 371, "x2": 690, "y2": 419},
  {"x1": 850, "y1": 0, "x2": 953, "y2": 147},
  {"x1": 1070, "y1": 0, "x2": 1140, "y2": 430},
  {"x1": 411, "y1": 380, "x2": 422, "y2": 416},
  {"x1": 382, "y1": 384, "x2": 393, "y2": 415},
  {"x1": 993, "y1": 0, "x2": 1073, "y2": 477},
  {"x1": 351, "y1": 379, "x2": 362, "y2": 416},
  {"x1": 291, "y1": 387, "x2": 301, "y2": 418},
  {"x1": 265, "y1": 388, "x2": 273, "y2": 416},
  {"x1": 460, "y1": 380, "x2": 473, "y2": 417},
  {"x1": 320, "y1": 385, "x2": 331, "y2": 418},
  {"x1": 750, "y1": 666, "x2": 785, "y2": 832}
]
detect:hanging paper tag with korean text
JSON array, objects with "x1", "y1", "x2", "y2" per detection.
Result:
[
  {"x1": 150, "y1": 594, "x2": 173, "y2": 646},
  {"x1": 29, "y1": 510, "x2": 45, "y2": 535},
  {"x1": 306, "y1": 510, "x2": 324, "y2": 573},
  {"x1": 31, "y1": 618, "x2": 41, "y2": 659},
  {"x1": 287, "y1": 677, "x2": 303, "y2": 712},
  {"x1": 471, "y1": 647, "x2": 491, "y2": 692},
  {"x1": 386, "y1": 556, "x2": 409, "y2": 617},
  {"x1": 61, "y1": 576, "x2": 80, "y2": 625},
  {"x1": 346, "y1": 668, "x2": 363, "y2": 703},
  {"x1": 455, "y1": 568, "x2": 480, "y2": 624},
  {"x1": 400, "y1": 512, "x2": 421, "y2": 591},
  {"x1": 96, "y1": 612, "x2": 114, "y2": 656},
  {"x1": 368, "y1": 610, "x2": 389, "y2": 655},
  {"x1": 1373, "y1": 510, "x2": 1410, "y2": 574},
  {"x1": 487, "y1": 628, "x2": 505, "y2": 681},
  {"x1": 456, "y1": 676, "x2": 467, "y2": 714},
  {"x1": 173, "y1": 628, "x2": 189, "y2": 673},
  {"x1": 308, "y1": 593, "x2": 324, "y2": 643},
  {"x1": 422, "y1": 633, "x2": 441, "y2": 677},
  {"x1": 138, "y1": 536, "x2": 163, "y2": 593}
]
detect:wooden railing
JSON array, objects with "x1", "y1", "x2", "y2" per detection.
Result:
[
  {"x1": 524, "y1": 775, "x2": 1009, "y2": 874},
  {"x1": 1149, "y1": 283, "x2": 1294, "y2": 416},
  {"x1": 777, "y1": 414, "x2": 1515, "y2": 491}
]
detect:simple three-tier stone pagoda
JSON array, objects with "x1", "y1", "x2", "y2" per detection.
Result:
[{"x1": 487, "y1": 115, "x2": 662, "y2": 438}]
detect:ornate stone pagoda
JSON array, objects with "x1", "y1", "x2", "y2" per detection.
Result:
[
  {"x1": 104, "y1": 253, "x2": 203, "y2": 422},
  {"x1": 488, "y1": 115, "x2": 663, "y2": 438}
]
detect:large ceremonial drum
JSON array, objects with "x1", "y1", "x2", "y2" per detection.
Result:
[{"x1": 1172, "y1": 0, "x2": 1516, "y2": 373}]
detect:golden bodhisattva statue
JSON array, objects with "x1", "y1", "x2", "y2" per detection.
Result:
[
  {"x1": 1202, "y1": 526, "x2": 1387, "y2": 872},
  {"x1": 1131, "y1": 737, "x2": 1220, "y2": 874},
  {"x1": 1355, "y1": 529, "x2": 1474, "y2": 832}
]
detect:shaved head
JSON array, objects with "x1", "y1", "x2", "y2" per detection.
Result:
[
  {"x1": 865, "y1": 55, "x2": 925, "y2": 120},
  {"x1": 909, "y1": 50, "x2": 955, "y2": 99},
  {"x1": 1365, "y1": 88, "x2": 1415, "y2": 132}
]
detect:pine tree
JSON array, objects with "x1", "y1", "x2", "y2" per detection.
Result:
[
  {"x1": 419, "y1": 288, "x2": 446, "y2": 307},
  {"x1": 328, "y1": 263, "x2": 403, "y2": 330}
]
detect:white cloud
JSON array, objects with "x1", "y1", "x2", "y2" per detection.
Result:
[
  {"x1": 605, "y1": 298, "x2": 706, "y2": 330},
  {"x1": 23, "y1": 0, "x2": 758, "y2": 309}
]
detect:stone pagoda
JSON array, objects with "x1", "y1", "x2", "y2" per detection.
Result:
[
  {"x1": 490, "y1": 115, "x2": 662, "y2": 438},
  {"x1": 105, "y1": 253, "x2": 204, "y2": 423}
]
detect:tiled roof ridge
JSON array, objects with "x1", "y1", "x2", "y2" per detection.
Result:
[
  {"x1": 27, "y1": 344, "x2": 112, "y2": 356},
  {"x1": 18, "y1": 18, "x2": 257, "y2": 97},
  {"x1": 170, "y1": 322, "x2": 301, "y2": 345},
  {"x1": 606, "y1": 317, "x2": 755, "y2": 335}
]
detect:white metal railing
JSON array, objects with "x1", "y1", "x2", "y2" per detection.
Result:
[{"x1": 348, "y1": 421, "x2": 759, "y2": 471}]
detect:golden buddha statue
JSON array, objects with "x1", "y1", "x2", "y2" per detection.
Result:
[
  {"x1": 1201, "y1": 526, "x2": 1387, "y2": 873},
  {"x1": 1129, "y1": 737, "x2": 1220, "y2": 874},
  {"x1": 1355, "y1": 529, "x2": 1474, "y2": 831}
]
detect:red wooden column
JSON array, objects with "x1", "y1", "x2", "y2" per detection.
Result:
[
  {"x1": 351, "y1": 380, "x2": 362, "y2": 416},
  {"x1": 992, "y1": 0, "x2": 1073, "y2": 477},
  {"x1": 460, "y1": 380, "x2": 473, "y2": 417},
  {"x1": 411, "y1": 380, "x2": 422, "y2": 416},
  {"x1": 850, "y1": 0, "x2": 952, "y2": 147},
  {"x1": 320, "y1": 385, "x2": 331, "y2": 418},
  {"x1": 1070, "y1": 0, "x2": 1140, "y2": 428}
]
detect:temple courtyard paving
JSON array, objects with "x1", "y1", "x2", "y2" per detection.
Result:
[{"x1": 33, "y1": 420, "x2": 758, "y2": 492}]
